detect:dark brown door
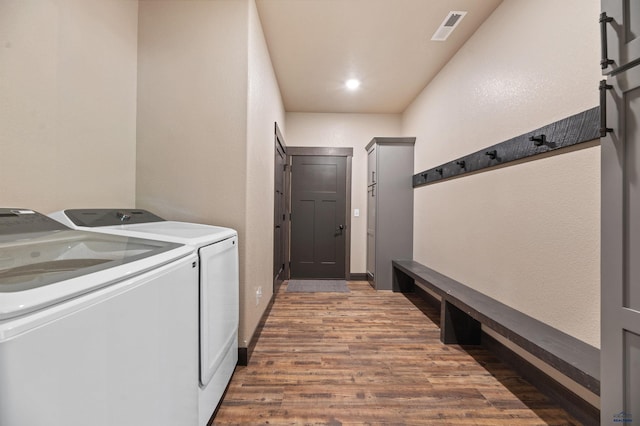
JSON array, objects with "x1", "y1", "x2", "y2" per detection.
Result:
[
  {"x1": 290, "y1": 155, "x2": 347, "y2": 279},
  {"x1": 273, "y1": 123, "x2": 286, "y2": 291}
]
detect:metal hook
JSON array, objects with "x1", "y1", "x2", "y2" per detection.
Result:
[
  {"x1": 435, "y1": 168, "x2": 443, "y2": 176},
  {"x1": 529, "y1": 134, "x2": 546, "y2": 146},
  {"x1": 456, "y1": 160, "x2": 466, "y2": 169},
  {"x1": 485, "y1": 150, "x2": 497, "y2": 160}
]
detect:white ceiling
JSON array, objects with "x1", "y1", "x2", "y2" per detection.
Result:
[{"x1": 255, "y1": 0, "x2": 503, "y2": 114}]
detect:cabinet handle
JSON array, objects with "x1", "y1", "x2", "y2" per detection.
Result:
[
  {"x1": 372, "y1": 171, "x2": 376, "y2": 183},
  {"x1": 600, "y1": 12, "x2": 614, "y2": 70},
  {"x1": 599, "y1": 79, "x2": 613, "y2": 137}
]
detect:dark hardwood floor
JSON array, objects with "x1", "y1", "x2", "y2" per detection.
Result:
[{"x1": 213, "y1": 281, "x2": 581, "y2": 425}]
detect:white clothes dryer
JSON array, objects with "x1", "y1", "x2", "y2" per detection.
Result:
[
  {"x1": 49, "y1": 208, "x2": 239, "y2": 426},
  {"x1": 0, "y1": 209, "x2": 199, "y2": 426}
]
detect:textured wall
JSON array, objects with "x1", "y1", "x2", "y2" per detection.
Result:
[
  {"x1": 136, "y1": 0, "x2": 248, "y2": 228},
  {"x1": 285, "y1": 113, "x2": 402, "y2": 274},
  {"x1": 402, "y1": 0, "x2": 601, "y2": 347},
  {"x1": 243, "y1": 0, "x2": 286, "y2": 347},
  {"x1": 136, "y1": 0, "x2": 251, "y2": 342},
  {"x1": 137, "y1": 0, "x2": 285, "y2": 349},
  {"x1": 0, "y1": 0, "x2": 138, "y2": 212}
]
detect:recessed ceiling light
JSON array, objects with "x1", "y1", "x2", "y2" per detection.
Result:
[{"x1": 345, "y1": 79, "x2": 361, "y2": 90}]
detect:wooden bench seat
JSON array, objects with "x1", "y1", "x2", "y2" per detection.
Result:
[{"x1": 392, "y1": 259, "x2": 600, "y2": 396}]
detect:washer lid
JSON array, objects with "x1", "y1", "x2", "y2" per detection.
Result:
[
  {"x1": 0, "y1": 208, "x2": 68, "y2": 235},
  {"x1": 80, "y1": 221, "x2": 237, "y2": 247},
  {"x1": 49, "y1": 210, "x2": 238, "y2": 247},
  {"x1": 0, "y1": 229, "x2": 190, "y2": 320}
]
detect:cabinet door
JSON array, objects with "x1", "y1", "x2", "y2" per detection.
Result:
[
  {"x1": 366, "y1": 146, "x2": 377, "y2": 280},
  {"x1": 601, "y1": 64, "x2": 640, "y2": 422},
  {"x1": 602, "y1": 0, "x2": 640, "y2": 74},
  {"x1": 366, "y1": 182, "x2": 376, "y2": 279}
]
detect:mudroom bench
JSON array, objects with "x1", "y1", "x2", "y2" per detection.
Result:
[{"x1": 391, "y1": 260, "x2": 600, "y2": 396}]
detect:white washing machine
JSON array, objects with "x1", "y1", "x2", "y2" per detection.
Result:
[
  {"x1": 49, "y1": 208, "x2": 239, "y2": 426},
  {"x1": 0, "y1": 209, "x2": 199, "y2": 426}
]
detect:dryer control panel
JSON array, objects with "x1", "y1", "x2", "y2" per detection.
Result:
[{"x1": 63, "y1": 209, "x2": 165, "y2": 227}]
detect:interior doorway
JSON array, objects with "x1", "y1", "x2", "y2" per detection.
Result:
[
  {"x1": 286, "y1": 147, "x2": 353, "y2": 280},
  {"x1": 273, "y1": 123, "x2": 287, "y2": 293}
]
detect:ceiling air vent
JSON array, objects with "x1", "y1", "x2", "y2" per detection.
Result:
[{"x1": 431, "y1": 11, "x2": 467, "y2": 41}]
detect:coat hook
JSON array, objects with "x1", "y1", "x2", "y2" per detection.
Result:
[
  {"x1": 529, "y1": 134, "x2": 546, "y2": 146},
  {"x1": 421, "y1": 172, "x2": 428, "y2": 180},
  {"x1": 456, "y1": 160, "x2": 466, "y2": 169},
  {"x1": 435, "y1": 168, "x2": 443, "y2": 176},
  {"x1": 485, "y1": 150, "x2": 497, "y2": 160}
]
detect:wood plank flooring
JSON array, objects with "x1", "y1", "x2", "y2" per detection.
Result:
[{"x1": 213, "y1": 281, "x2": 581, "y2": 425}]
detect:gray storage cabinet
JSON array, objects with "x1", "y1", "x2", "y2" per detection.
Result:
[
  {"x1": 366, "y1": 137, "x2": 415, "y2": 291},
  {"x1": 600, "y1": 0, "x2": 640, "y2": 420}
]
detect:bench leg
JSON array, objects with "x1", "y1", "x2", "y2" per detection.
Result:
[
  {"x1": 441, "y1": 300, "x2": 481, "y2": 345},
  {"x1": 392, "y1": 268, "x2": 415, "y2": 293}
]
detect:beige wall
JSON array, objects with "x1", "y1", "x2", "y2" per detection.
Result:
[
  {"x1": 0, "y1": 0, "x2": 138, "y2": 212},
  {"x1": 403, "y1": 0, "x2": 601, "y2": 348},
  {"x1": 243, "y1": 0, "x2": 286, "y2": 347},
  {"x1": 137, "y1": 0, "x2": 284, "y2": 348},
  {"x1": 285, "y1": 113, "x2": 402, "y2": 274},
  {"x1": 136, "y1": 0, "x2": 248, "y2": 228}
]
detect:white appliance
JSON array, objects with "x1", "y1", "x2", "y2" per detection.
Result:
[
  {"x1": 0, "y1": 209, "x2": 199, "y2": 426},
  {"x1": 49, "y1": 209, "x2": 239, "y2": 426}
]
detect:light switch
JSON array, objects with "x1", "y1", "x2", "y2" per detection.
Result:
[{"x1": 354, "y1": 209, "x2": 360, "y2": 217}]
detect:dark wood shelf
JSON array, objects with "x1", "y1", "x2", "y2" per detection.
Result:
[{"x1": 413, "y1": 106, "x2": 600, "y2": 188}]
